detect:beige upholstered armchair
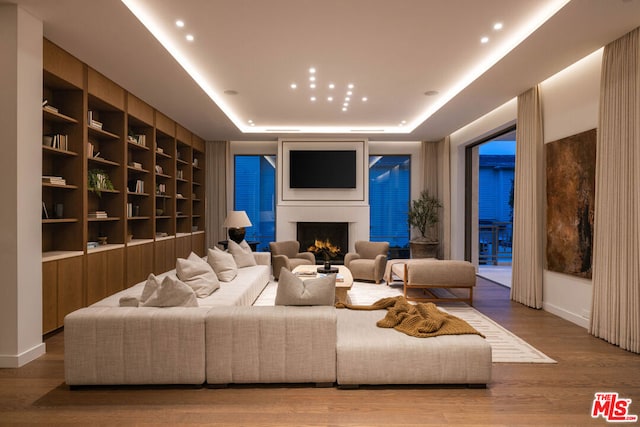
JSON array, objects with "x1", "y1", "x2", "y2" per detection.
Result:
[
  {"x1": 344, "y1": 241, "x2": 389, "y2": 284},
  {"x1": 269, "y1": 241, "x2": 316, "y2": 280}
]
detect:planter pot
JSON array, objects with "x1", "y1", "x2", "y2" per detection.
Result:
[{"x1": 410, "y1": 240, "x2": 439, "y2": 259}]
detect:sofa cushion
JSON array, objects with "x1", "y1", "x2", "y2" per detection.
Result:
[
  {"x1": 141, "y1": 275, "x2": 198, "y2": 307},
  {"x1": 228, "y1": 240, "x2": 257, "y2": 268},
  {"x1": 275, "y1": 268, "x2": 336, "y2": 306},
  {"x1": 207, "y1": 247, "x2": 238, "y2": 282},
  {"x1": 176, "y1": 252, "x2": 220, "y2": 297}
]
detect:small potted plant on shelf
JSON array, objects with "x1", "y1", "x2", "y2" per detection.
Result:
[
  {"x1": 88, "y1": 169, "x2": 114, "y2": 197},
  {"x1": 407, "y1": 190, "x2": 442, "y2": 258}
]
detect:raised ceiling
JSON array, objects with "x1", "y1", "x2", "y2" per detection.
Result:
[{"x1": 10, "y1": 0, "x2": 640, "y2": 141}]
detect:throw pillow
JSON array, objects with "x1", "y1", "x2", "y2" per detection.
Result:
[
  {"x1": 207, "y1": 246, "x2": 238, "y2": 282},
  {"x1": 176, "y1": 252, "x2": 220, "y2": 297},
  {"x1": 141, "y1": 275, "x2": 198, "y2": 307},
  {"x1": 227, "y1": 239, "x2": 257, "y2": 268},
  {"x1": 275, "y1": 268, "x2": 336, "y2": 306},
  {"x1": 140, "y1": 273, "x2": 161, "y2": 303}
]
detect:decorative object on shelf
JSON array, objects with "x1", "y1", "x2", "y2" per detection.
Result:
[
  {"x1": 98, "y1": 236, "x2": 108, "y2": 245},
  {"x1": 408, "y1": 190, "x2": 442, "y2": 258},
  {"x1": 54, "y1": 203, "x2": 64, "y2": 219},
  {"x1": 308, "y1": 239, "x2": 341, "y2": 270},
  {"x1": 223, "y1": 210, "x2": 252, "y2": 243},
  {"x1": 88, "y1": 169, "x2": 114, "y2": 197}
]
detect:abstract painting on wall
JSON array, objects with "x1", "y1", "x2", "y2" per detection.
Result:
[{"x1": 546, "y1": 128, "x2": 596, "y2": 279}]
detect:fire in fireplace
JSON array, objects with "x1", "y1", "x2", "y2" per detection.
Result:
[{"x1": 297, "y1": 222, "x2": 348, "y2": 264}]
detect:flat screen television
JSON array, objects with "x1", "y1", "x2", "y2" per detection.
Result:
[{"x1": 289, "y1": 150, "x2": 357, "y2": 189}]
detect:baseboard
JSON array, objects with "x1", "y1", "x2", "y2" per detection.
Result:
[
  {"x1": 0, "y1": 342, "x2": 46, "y2": 368},
  {"x1": 543, "y1": 302, "x2": 589, "y2": 329}
]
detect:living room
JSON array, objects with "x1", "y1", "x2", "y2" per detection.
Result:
[{"x1": 1, "y1": 0, "x2": 640, "y2": 425}]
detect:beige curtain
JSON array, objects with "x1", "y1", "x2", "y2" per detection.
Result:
[
  {"x1": 590, "y1": 28, "x2": 640, "y2": 354},
  {"x1": 205, "y1": 141, "x2": 228, "y2": 249},
  {"x1": 510, "y1": 86, "x2": 544, "y2": 308},
  {"x1": 422, "y1": 137, "x2": 451, "y2": 259}
]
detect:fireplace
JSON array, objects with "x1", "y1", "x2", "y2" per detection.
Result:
[{"x1": 297, "y1": 222, "x2": 348, "y2": 264}]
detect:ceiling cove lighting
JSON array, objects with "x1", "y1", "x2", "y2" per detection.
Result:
[
  {"x1": 406, "y1": 0, "x2": 569, "y2": 132},
  {"x1": 121, "y1": 0, "x2": 569, "y2": 134}
]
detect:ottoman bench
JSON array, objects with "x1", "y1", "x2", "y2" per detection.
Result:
[{"x1": 336, "y1": 309, "x2": 492, "y2": 387}]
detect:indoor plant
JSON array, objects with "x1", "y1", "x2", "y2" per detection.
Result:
[
  {"x1": 88, "y1": 169, "x2": 114, "y2": 197},
  {"x1": 407, "y1": 190, "x2": 442, "y2": 258}
]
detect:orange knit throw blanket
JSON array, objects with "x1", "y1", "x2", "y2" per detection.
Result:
[{"x1": 336, "y1": 296, "x2": 484, "y2": 338}]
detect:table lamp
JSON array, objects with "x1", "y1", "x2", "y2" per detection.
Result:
[{"x1": 223, "y1": 210, "x2": 252, "y2": 243}]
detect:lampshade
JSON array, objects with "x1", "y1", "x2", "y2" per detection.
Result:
[{"x1": 223, "y1": 210, "x2": 252, "y2": 228}]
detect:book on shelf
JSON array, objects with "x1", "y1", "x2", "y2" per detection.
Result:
[
  {"x1": 128, "y1": 179, "x2": 145, "y2": 193},
  {"x1": 43, "y1": 134, "x2": 69, "y2": 150},
  {"x1": 42, "y1": 175, "x2": 66, "y2": 185},
  {"x1": 129, "y1": 161, "x2": 142, "y2": 169},
  {"x1": 88, "y1": 210, "x2": 108, "y2": 219},
  {"x1": 87, "y1": 110, "x2": 103, "y2": 130},
  {"x1": 128, "y1": 134, "x2": 146, "y2": 146},
  {"x1": 127, "y1": 203, "x2": 133, "y2": 218},
  {"x1": 156, "y1": 183, "x2": 166, "y2": 195},
  {"x1": 43, "y1": 104, "x2": 59, "y2": 113}
]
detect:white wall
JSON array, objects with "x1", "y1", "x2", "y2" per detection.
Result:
[
  {"x1": 448, "y1": 48, "x2": 603, "y2": 329},
  {"x1": 539, "y1": 48, "x2": 602, "y2": 328},
  {"x1": 0, "y1": 5, "x2": 45, "y2": 367}
]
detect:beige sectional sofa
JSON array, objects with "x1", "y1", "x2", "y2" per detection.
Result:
[{"x1": 64, "y1": 252, "x2": 492, "y2": 388}]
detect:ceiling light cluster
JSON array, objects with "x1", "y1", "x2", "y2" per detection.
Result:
[
  {"x1": 175, "y1": 18, "x2": 194, "y2": 42},
  {"x1": 290, "y1": 68, "x2": 368, "y2": 113},
  {"x1": 480, "y1": 21, "x2": 504, "y2": 44}
]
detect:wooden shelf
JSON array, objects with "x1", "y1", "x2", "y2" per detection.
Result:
[
  {"x1": 42, "y1": 145, "x2": 78, "y2": 157},
  {"x1": 127, "y1": 191, "x2": 150, "y2": 197},
  {"x1": 127, "y1": 166, "x2": 150, "y2": 174},
  {"x1": 88, "y1": 125, "x2": 119, "y2": 140},
  {"x1": 88, "y1": 217, "x2": 120, "y2": 222},
  {"x1": 127, "y1": 216, "x2": 151, "y2": 220},
  {"x1": 155, "y1": 150, "x2": 171, "y2": 159},
  {"x1": 88, "y1": 156, "x2": 120, "y2": 167},
  {"x1": 43, "y1": 218, "x2": 79, "y2": 224},
  {"x1": 42, "y1": 183, "x2": 78, "y2": 190},
  {"x1": 127, "y1": 141, "x2": 150, "y2": 151},
  {"x1": 43, "y1": 107, "x2": 78, "y2": 124}
]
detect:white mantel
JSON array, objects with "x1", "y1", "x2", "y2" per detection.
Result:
[{"x1": 276, "y1": 204, "x2": 369, "y2": 253}]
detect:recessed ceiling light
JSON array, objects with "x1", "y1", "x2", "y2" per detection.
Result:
[
  {"x1": 224, "y1": 89, "x2": 238, "y2": 95},
  {"x1": 327, "y1": 96, "x2": 333, "y2": 102},
  {"x1": 310, "y1": 83, "x2": 316, "y2": 89},
  {"x1": 343, "y1": 102, "x2": 349, "y2": 107},
  {"x1": 424, "y1": 90, "x2": 439, "y2": 96},
  {"x1": 248, "y1": 119, "x2": 253, "y2": 123},
  {"x1": 328, "y1": 83, "x2": 335, "y2": 89},
  {"x1": 347, "y1": 83, "x2": 354, "y2": 89},
  {"x1": 309, "y1": 67, "x2": 316, "y2": 74},
  {"x1": 290, "y1": 83, "x2": 297, "y2": 89},
  {"x1": 175, "y1": 20, "x2": 184, "y2": 28},
  {"x1": 309, "y1": 76, "x2": 316, "y2": 82},
  {"x1": 481, "y1": 36, "x2": 489, "y2": 44},
  {"x1": 347, "y1": 91, "x2": 353, "y2": 96},
  {"x1": 493, "y1": 22, "x2": 504, "y2": 30},
  {"x1": 310, "y1": 96, "x2": 316, "y2": 102},
  {"x1": 345, "y1": 97, "x2": 350, "y2": 102},
  {"x1": 342, "y1": 107, "x2": 348, "y2": 112},
  {"x1": 250, "y1": 123, "x2": 255, "y2": 126},
  {"x1": 362, "y1": 97, "x2": 368, "y2": 102},
  {"x1": 186, "y1": 34, "x2": 194, "y2": 42}
]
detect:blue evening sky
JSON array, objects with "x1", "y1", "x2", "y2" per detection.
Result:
[{"x1": 479, "y1": 140, "x2": 516, "y2": 155}]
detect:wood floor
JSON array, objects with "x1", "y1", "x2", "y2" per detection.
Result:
[{"x1": 1, "y1": 278, "x2": 639, "y2": 426}]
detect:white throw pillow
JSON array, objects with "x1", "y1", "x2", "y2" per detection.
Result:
[
  {"x1": 227, "y1": 239, "x2": 257, "y2": 268},
  {"x1": 275, "y1": 268, "x2": 336, "y2": 306},
  {"x1": 140, "y1": 273, "x2": 161, "y2": 303},
  {"x1": 207, "y1": 246, "x2": 238, "y2": 282},
  {"x1": 141, "y1": 275, "x2": 198, "y2": 307},
  {"x1": 176, "y1": 252, "x2": 220, "y2": 297}
]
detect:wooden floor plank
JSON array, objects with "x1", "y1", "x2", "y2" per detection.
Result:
[{"x1": 0, "y1": 277, "x2": 638, "y2": 426}]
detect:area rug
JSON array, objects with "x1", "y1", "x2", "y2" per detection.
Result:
[{"x1": 254, "y1": 280, "x2": 556, "y2": 364}]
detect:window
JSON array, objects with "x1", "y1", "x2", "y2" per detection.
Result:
[
  {"x1": 369, "y1": 155, "x2": 410, "y2": 255},
  {"x1": 234, "y1": 155, "x2": 276, "y2": 251}
]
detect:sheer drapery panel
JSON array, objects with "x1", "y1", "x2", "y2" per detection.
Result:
[{"x1": 590, "y1": 27, "x2": 640, "y2": 353}]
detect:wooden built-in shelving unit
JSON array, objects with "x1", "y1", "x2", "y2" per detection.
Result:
[{"x1": 41, "y1": 39, "x2": 207, "y2": 334}]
